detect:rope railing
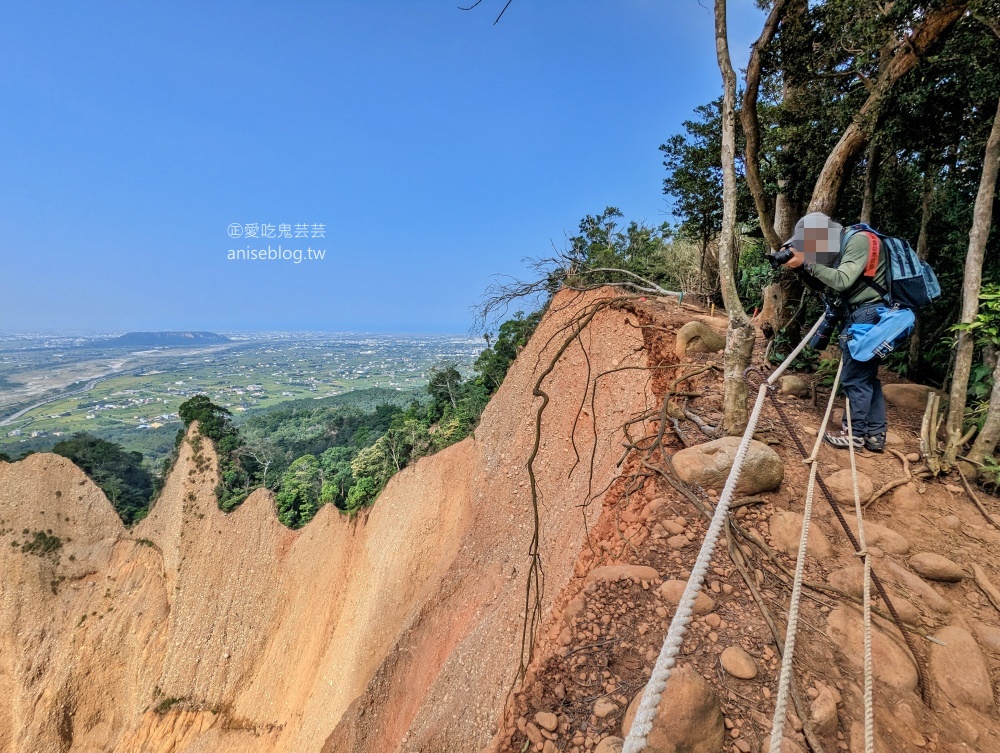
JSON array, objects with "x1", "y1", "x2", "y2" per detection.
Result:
[
  {"x1": 767, "y1": 357, "x2": 843, "y2": 751},
  {"x1": 621, "y1": 314, "x2": 827, "y2": 753}
]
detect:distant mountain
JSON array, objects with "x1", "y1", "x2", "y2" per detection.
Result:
[{"x1": 90, "y1": 331, "x2": 231, "y2": 347}]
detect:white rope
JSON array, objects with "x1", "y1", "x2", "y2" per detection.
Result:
[
  {"x1": 768, "y1": 358, "x2": 843, "y2": 752},
  {"x1": 846, "y1": 398, "x2": 875, "y2": 753},
  {"x1": 621, "y1": 313, "x2": 827, "y2": 753}
]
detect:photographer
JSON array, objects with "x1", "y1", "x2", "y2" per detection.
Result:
[{"x1": 779, "y1": 212, "x2": 889, "y2": 452}]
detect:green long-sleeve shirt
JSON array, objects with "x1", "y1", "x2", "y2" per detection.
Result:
[{"x1": 809, "y1": 231, "x2": 887, "y2": 308}]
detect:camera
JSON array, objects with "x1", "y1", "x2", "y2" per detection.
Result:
[
  {"x1": 767, "y1": 246, "x2": 795, "y2": 268},
  {"x1": 809, "y1": 299, "x2": 844, "y2": 350}
]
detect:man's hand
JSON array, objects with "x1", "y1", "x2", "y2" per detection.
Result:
[{"x1": 783, "y1": 250, "x2": 805, "y2": 269}]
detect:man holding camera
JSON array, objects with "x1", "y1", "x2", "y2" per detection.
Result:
[{"x1": 779, "y1": 212, "x2": 889, "y2": 452}]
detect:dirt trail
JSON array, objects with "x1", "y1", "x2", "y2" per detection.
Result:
[{"x1": 1, "y1": 287, "x2": 999, "y2": 753}]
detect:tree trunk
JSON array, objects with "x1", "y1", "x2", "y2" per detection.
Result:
[
  {"x1": 773, "y1": 179, "x2": 800, "y2": 243},
  {"x1": 739, "y1": 0, "x2": 792, "y2": 252},
  {"x1": 908, "y1": 174, "x2": 935, "y2": 376},
  {"x1": 808, "y1": 0, "x2": 969, "y2": 215},
  {"x1": 944, "y1": 91, "x2": 1000, "y2": 468},
  {"x1": 860, "y1": 140, "x2": 881, "y2": 225},
  {"x1": 716, "y1": 0, "x2": 755, "y2": 436},
  {"x1": 964, "y1": 94, "x2": 1000, "y2": 470}
]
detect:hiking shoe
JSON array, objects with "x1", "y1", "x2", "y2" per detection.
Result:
[
  {"x1": 823, "y1": 429, "x2": 863, "y2": 450},
  {"x1": 864, "y1": 432, "x2": 886, "y2": 453}
]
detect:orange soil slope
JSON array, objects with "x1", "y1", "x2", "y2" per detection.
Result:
[{"x1": 0, "y1": 288, "x2": 656, "y2": 752}]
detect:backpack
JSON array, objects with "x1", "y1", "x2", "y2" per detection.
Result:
[{"x1": 842, "y1": 223, "x2": 942, "y2": 309}]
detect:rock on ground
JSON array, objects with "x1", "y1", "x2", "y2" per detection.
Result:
[
  {"x1": 769, "y1": 510, "x2": 834, "y2": 558},
  {"x1": 883, "y1": 560, "x2": 952, "y2": 614},
  {"x1": 845, "y1": 518, "x2": 910, "y2": 554},
  {"x1": 824, "y1": 468, "x2": 874, "y2": 507},
  {"x1": 586, "y1": 565, "x2": 661, "y2": 584},
  {"x1": 929, "y1": 625, "x2": 995, "y2": 712},
  {"x1": 671, "y1": 437, "x2": 784, "y2": 495},
  {"x1": 810, "y1": 686, "x2": 839, "y2": 737},
  {"x1": 882, "y1": 383, "x2": 941, "y2": 412},
  {"x1": 621, "y1": 664, "x2": 725, "y2": 753},
  {"x1": 720, "y1": 646, "x2": 758, "y2": 680},
  {"x1": 594, "y1": 737, "x2": 624, "y2": 753},
  {"x1": 779, "y1": 375, "x2": 810, "y2": 398},
  {"x1": 675, "y1": 321, "x2": 725, "y2": 358},
  {"x1": 825, "y1": 607, "x2": 918, "y2": 692},
  {"x1": 907, "y1": 552, "x2": 964, "y2": 582},
  {"x1": 657, "y1": 580, "x2": 715, "y2": 615}
]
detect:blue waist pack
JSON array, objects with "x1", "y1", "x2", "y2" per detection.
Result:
[{"x1": 846, "y1": 306, "x2": 915, "y2": 362}]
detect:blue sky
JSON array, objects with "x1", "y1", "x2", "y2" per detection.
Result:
[{"x1": 0, "y1": 1, "x2": 764, "y2": 334}]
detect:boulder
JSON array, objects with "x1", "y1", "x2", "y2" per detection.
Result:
[
  {"x1": 810, "y1": 686, "x2": 839, "y2": 737},
  {"x1": 825, "y1": 607, "x2": 918, "y2": 692},
  {"x1": 883, "y1": 560, "x2": 952, "y2": 614},
  {"x1": 622, "y1": 664, "x2": 726, "y2": 753},
  {"x1": 844, "y1": 518, "x2": 910, "y2": 555},
  {"x1": 929, "y1": 626, "x2": 995, "y2": 712},
  {"x1": 769, "y1": 510, "x2": 834, "y2": 558},
  {"x1": 890, "y1": 482, "x2": 923, "y2": 511},
  {"x1": 974, "y1": 621, "x2": 1000, "y2": 654},
  {"x1": 657, "y1": 580, "x2": 715, "y2": 615},
  {"x1": 720, "y1": 646, "x2": 758, "y2": 680},
  {"x1": 824, "y1": 469, "x2": 874, "y2": 507},
  {"x1": 827, "y1": 566, "x2": 865, "y2": 599},
  {"x1": 587, "y1": 565, "x2": 661, "y2": 585},
  {"x1": 672, "y1": 438, "x2": 783, "y2": 494},
  {"x1": 882, "y1": 383, "x2": 941, "y2": 412},
  {"x1": 779, "y1": 375, "x2": 810, "y2": 398},
  {"x1": 675, "y1": 321, "x2": 725, "y2": 358},
  {"x1": 908, "y1": 552, "x2": 964, "y2": 583}
]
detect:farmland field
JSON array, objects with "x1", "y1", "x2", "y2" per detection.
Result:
[{"x1": 0, "y1": 332, "x2": 482, "y2": 463}]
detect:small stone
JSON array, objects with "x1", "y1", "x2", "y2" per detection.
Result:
[
  {"x1": 594, "y1": 737, "x2": 623, "y2": 753},
  {"x1": 908, "y1": 552, "x2": 964, "y2": 582},
  {"x1": 906, "y1": 452, "x2": 921, "y2": 463},
  {"x1": 720, "y1": 646, "x2": 758, "y2": 680},
  {"x1": 526, "y1": 722, "x2": 544, "y2": 744},
  {"x1": 535, "y1": 712, "x2": 559, "y2": 732},
  {"x1": 944, "y1": 483, "x2": 963, "y2": 494},
  {"x1": 594, "y1": 699, "x2": 618, "y2": 719},
  {"x1": 667, "y1": 534, "x2": 691, "y2": 550},
  {"x1": 705, "y1": 613, "x2": 722, "y2": 628},
  {"x1": 658, "y1": 580, "x2": 715, "y2": 614}
]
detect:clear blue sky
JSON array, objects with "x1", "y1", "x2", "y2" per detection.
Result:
[{"x1": 0, "y1": 1, "x2": 763, "y2": 335}]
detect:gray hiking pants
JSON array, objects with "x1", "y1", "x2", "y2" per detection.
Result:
[{"x1": 839, "y1": 302, "x2": 887, "y2": 437}]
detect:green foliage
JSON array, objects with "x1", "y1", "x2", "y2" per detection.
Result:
[
  {"x1": 18, "y1": 530, "x2": 63, "y2": 558},
  {"x1": 736, "y1": 240, "x2": 776, "y2": 314},
  {"x1": 275, "y1": 454, "x2": 322, "y2": 527},
  {"x1": 952, "y1": 284, "x2": 1000, "y2": 429},
  {"x1": 474, "y1": 311, "x2": 543, "y2": 393},
  {"x1": 178, "y1": 395, "x2": 252, "y2": 512},
  {"x1": 660, "y1": 101, "x2": 753, "y2": 250},
  {"x1": 51, "y1": 432, "x2": 154, "y2": 525},
  {"x1": 768, "y1": 334, "x2": 821, "y2": 372}
]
